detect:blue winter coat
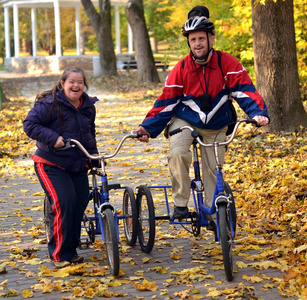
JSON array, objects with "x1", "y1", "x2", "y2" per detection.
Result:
[{"x1": 23, "y1": 90, "x2": 99, "y2": 172}]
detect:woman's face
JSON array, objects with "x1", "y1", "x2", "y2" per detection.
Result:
[{"x1": 61, "y1": 72, "x2": 85, "y2": 103}]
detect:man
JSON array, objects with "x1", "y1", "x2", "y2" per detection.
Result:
[{"x1": 136, "y1": 12, "x2": 269, "y2": 220}]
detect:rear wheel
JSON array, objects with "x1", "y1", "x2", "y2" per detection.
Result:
[
  {"x1": 136, "y1": 185, "x2": 155, "y2": 253},
  {"x1": 99, "y1": 208, "x2": 120, "y2": 276},
  {"x1": 123, "y1": 187, "x2": 138, "y2": 246},
  {"x1": 218, "y1": 203, "x2": 234, "y2": 281},
  {"x1": 80, "y1": 214, "x2": 95, "y2": 248},
  {"x1": 191, "y1": 212, "x2": 201, "y2": 236},
  {"x1": 43, "y1": 195, "x2": 51, "y2": 243}
]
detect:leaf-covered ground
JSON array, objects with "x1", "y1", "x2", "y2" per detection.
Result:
[{"x1": 0, "y1": 72, "x2": 306, "y2": 299}]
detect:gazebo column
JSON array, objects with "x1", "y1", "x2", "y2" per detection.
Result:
[
  {"x1": 31, "y1": 8, "x2": 37, "y2": 57},
  {"x1": 4, "y1": 5, "x2": 10, "y2": 58},
  {"x1": 75, "y1": 6, "x2": 80, "y2": 55},
  {"x1": 115, "y1": 4, "x2": 121, "y2": 54},
  {"x1": 128, "y1": 24, "x2": 133, "y2": 54},
  {"x1": 53, "y1": 0, "x2": 62, "y2": 57},
  {"x1": 13, "y1": 4, "x2": 20, "y2": 57}
]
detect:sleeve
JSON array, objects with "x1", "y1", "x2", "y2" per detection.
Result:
[
  {"x1": 223, "y1": 53, "x2": 270, "y2": 120},
  {"x1": 90, "y1": 106, "x2": 99, "y2": 155},
  {"x1": 23, "y1": 101, "x2": 60, "y2": 147},
  {"x1": 140, "y1": 61, "x2": 184, "y2": 138}
]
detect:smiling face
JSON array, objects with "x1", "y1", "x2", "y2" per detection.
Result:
[
  {"x1": 188, "y1": 31, "x2": 215, "y2": 60},
  {"x1": 61, "y1": 72, "x2": 85, "y2": 104}
]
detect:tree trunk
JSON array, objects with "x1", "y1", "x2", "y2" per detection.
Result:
[
  {"x1": 252, "y1": 0, "x2": 307, "y2": 132},
  {"x1": 81, "y1": 0, "x2": 117, "y2": 76},
  {"x1": 125, "y1": 0, "x2": 160, "y2": 84}
]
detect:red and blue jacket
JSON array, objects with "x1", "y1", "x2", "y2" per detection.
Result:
[{"x1": 141, "y1": 50, "x2": 269, "y2": 138}]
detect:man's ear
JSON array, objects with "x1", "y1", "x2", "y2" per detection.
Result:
[{"x1": 210, "y1": 34, "x2": 215, "y2": 46}]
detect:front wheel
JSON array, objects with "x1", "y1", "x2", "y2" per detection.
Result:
[
  {"x1": 136, "y1": 185, "x2": 155, "y2": 253},
  {"x1": 123, "y1": 187, "x2": 138, "y2": 246},
  {"x1": 224, "y1": 182, "x2": 236, "y2": 237},
  {"x1": 218, "y1": 203, "x2": 234, "y2": 281},
  {"x1": 99, "y1": 208, "x2": 120, "y2": 276}
]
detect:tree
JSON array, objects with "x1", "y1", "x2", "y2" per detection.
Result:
[
  {"x1": 81, "y1": 0, "x2": 117, "y2": 76},
  {"x1": 125, "y1": 0, "x2": 160, "y2": 83},
  {"x1": 252, "y1": 0, "x2": 307, "y2": 131}
]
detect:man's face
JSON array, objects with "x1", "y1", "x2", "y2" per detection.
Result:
[{"x1": 188, "y1": 31, "x2": 215, "y2": 60}]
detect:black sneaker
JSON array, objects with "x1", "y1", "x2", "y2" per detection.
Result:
[
  {"x1": 173, "y1": 206, "x2": 188, "y2": 219},
  {"x1": 70, "y1": 255, "x2": 84, "y2": 263}
]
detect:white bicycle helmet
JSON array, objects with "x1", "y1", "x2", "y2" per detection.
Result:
[{"x1": 182, "y1": 16, "x2": 215, "y2": 37}]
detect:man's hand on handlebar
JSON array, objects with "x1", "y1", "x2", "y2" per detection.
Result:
[
  {"x1": 136, "y1": 126, "x2": 151, "y2": 143},
  {"x1": 252, "y1": 115, "x2": 269, "y2": 127}
]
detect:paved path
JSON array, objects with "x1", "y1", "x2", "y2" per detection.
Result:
[{"x1": 0, "y1": 74, "x2": 292, "y2": 299}]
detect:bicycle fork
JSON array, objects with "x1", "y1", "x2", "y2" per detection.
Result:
[{"x1": 214, "y1": 170, "x2": 236, "y2": 242}]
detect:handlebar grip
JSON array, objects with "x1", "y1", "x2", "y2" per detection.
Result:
[
  {"x1": 136, "y1": 134, "x2": 149, "y2": 138},
  {"x1": 130, "y1": 130, "x2": 149, "y2": 139},
  {"x1": 246, "y1": 119, "x2": 261, "y2": 127},
  {"x1": 53, "y1": 139, "x2": 73, "y2": 153},
  {"x1": 169, "y1": 128, "x2": 182, "y2": 136}
]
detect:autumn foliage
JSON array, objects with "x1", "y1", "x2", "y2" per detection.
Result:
[{"x1": 0, "y1": 73, "x2": 306, "y2": 298}]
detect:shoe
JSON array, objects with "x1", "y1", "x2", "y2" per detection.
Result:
[
  {"x1": 71, "y1": 255, "x2": 84, "y2": 263},
  {"x1": 54, "y1": 261, "x2": 70, "y2": 268},
  {"x1": 173, "y1": 206, "x2": 188, "y2": 219}
]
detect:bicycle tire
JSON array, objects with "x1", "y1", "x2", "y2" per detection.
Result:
[
  {"x1": 191, "y1": 212, "x2": 201, "y2": 236},
  {"x1": 224, "y1": 182, "x2": 237, "y2": 237},
  {"x1": 81, "y1": 214, "x2": 95, "y2": 245},
  {"x1": 136, "y1": 185, "x2": 155, "y2": 253},
  {"x1": 123, "y1": 187, "x2": 138, "y2": 246},
  {"x1": 218, "y1": 203, "x2": 234, "y2": 281},
  {"x1": 43, "y1": 195, "x2": 51, "y2": 243},
  {"x1": 99, "y1": 208, "x2": 120, "y2": 276}
]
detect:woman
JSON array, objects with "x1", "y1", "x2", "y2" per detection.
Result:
[{"x1": 24, "y1": 67, "x2": 99, "y2": 268}]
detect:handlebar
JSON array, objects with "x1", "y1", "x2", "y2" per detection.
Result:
[
  {"x1": 56, "y1": 130, "x2": 139, "y2": 160},
  {"x1": 168, "y1": 119, "x2": 258, "y2": 148}
]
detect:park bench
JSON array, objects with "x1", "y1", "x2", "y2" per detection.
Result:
[
  {"x1": 93, "y1": 54, "x2": 169, "y2": 77},
  {"x1": 117, "y1": 58, "x2": 169, "y2": 72}
]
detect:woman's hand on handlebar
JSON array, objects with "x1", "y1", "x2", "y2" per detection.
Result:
[
  {"x1": 54, "y1": 136, "x2": 65, "y2": 148},
  {"x1": 252, "y1": 116, "x2": 269, "y2": 127},
  {"x1": 88, "y1": 153, "x2": 101, "y2": 168},
  {"x1": 136, "y1": 126, "x2": 151, "y2": 143}
]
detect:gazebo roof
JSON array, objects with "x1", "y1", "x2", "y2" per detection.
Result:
[{"x1": 0, "y1": 0, "x2": 127, "y2": 8}]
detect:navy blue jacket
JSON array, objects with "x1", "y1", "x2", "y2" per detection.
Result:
[{"x1": 23, "y1": 90, "x2": 98, "y2": 172}]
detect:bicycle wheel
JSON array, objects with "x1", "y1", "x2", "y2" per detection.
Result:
[
  {"x1": 43, "y1": 195, "x2": 51, "y2": 243},
  {"x1": 100, "y1": 208, "x2": 120, "y2": 276},
  {"x1": 136, "y1": 185, "x2": 155, "y2": 253},
  {"x1": 191, "y1": 212, "x2": 201, "y2": 237},
  {"x1": 123, "y1": 187, "x2": 138, "y2": 246},
  {"x1": 224, "y1": 182, "x2": 237, "y2": 237},
  {"x1": 218, "y1": 203, "x2": 234, "y2": 281},
  {"x1": 80, "y1": 214, "x2": 95, "y2": 247}
]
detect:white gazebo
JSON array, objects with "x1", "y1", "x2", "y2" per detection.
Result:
[{"x1": 0, "y1": 0, "x2": 134, "y2": 73}]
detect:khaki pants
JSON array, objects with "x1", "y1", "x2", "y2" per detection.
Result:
[{"x1": 167, "y1": 117, "x2": 227, "y2": 216}]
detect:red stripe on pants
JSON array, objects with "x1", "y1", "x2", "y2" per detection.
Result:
[{"x1": 36, "y1": 163, "x2": 63, "y2": 262}]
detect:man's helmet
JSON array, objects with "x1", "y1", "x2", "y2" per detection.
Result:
[{"x1": 182, "y1": 16, "x2": 215, "y2": 37}]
